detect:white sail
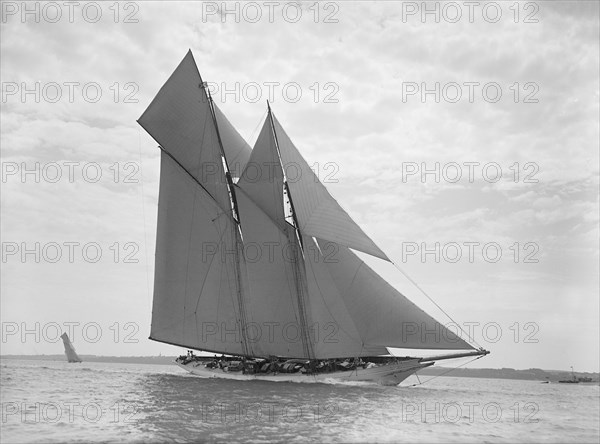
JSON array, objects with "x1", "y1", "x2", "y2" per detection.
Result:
[
  {"x1": 238, "y1": 114, "x2": 389, "y2": 358},
  {"x1": 235, "y1": 187, "x2": 309, "y2": 358},
  {"x1": 150, "y1": 153, "x2": 246, "y2": 355},
  {"x1": 138, "y1": 50, "x2": 231, "y2": 212},
  {"x1": 60, "y1": 333, "x2": 82, "y2": 363},
  {"x1": 303, "y1": 237, "x2": 390, "y2": 358},
  {"x1": 238, "y1": 116, "x2": 317, "y2": 359},
  {"x1": 237, "y1": 118, "x2": 286, "y2": 228},
  {"x1": 140, "y1": 51, "x2": 257, "y2": 356},
  {"x1": 213, "y1": 104, "x2": 252, "y2": 179},
  {"x1": 271, "y1": 114, "x2": 390, "y2": 261},
  {"x1": 316, "y1": 238, "x2": 474, "y2": 351},
  {"x1": 236, "y1": 111, "x2": 462, "y2": 356}
]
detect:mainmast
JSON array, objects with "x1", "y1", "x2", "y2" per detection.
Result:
[
  {"x1": 205, "y1": 84, "x2": 251, "y2": 358},
  {"x1": 266, "y1": 102, "x2": 314, "y2": 361}
]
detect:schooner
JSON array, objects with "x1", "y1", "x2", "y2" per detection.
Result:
[{"x1": 138, "y1": 51, "x2": 489, "y2": 385}]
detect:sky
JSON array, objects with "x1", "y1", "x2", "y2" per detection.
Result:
[{"x1": 1, "y1": 1, "x2": 598, "y2": 372}]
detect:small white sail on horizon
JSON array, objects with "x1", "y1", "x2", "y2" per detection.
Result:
[{"x1": 60, "y1": 333, "x2": 82, "y2": 363}]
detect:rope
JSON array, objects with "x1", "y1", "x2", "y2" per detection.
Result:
[
  {"x1": 138, "y1": 128, "x2": 152, "y2": 314},
  {"x1": 248, "y1": 109, "x2": 268, "y2": 147},
  {"x1": 391, "y1": 260, "x2": 484, "y2": 349},
  {"x1": 407, "y1": 354, "x2": 486, "y2": 387}
]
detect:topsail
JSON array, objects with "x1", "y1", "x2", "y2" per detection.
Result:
[{"x1": 139, "y1": 51, "x2": 480, "y2": 362}]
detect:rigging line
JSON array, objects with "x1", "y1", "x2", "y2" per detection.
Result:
[
  {"x1": 267, "y1": 102, "x2": 305, "y2": 249},
  {"x1": 248, "y1": 108, "x2": 268, "y2": 147},
  {"x1": 330, "y1": 249, "x2": 376, "y2": 344},
  {"x1": 193, "y1": 209, "x2": 229, "y2": 314},
  {"x1": 348, "y1": 260, "x2": 363, "y2": 294},
  {"x1": 391, "y1": 260, "x2": 484, "y2": 350},
  {"x1": 211, "y1": 207, "x2": 234, "y2": 222},
  {"x1": 290, "y1": 237, "x2": 313, "y2": 359},
  {"x1": 304, "y1": 240, "x2": 361, "y2": 343},
  {"x1": 280, "y1": 230, "x2": 302, "y2": 326},
  {"x1": 219, "y1": 223, "x2": 248, "y2": 355},
  {"x1": 206, "y1": 87, "x2": 240, "y2": 220},
  {"x1": 156, "y1": 145, "x2": 224, "y2": 212},
  {"x1": 267, "y1": 102, "x2": 314, "y2": 360},
  {"x1": 137, "y1": 127, "x2": 152, "y2": 316},
  {"x1": 407, "y1": 354, "x2": 486, "y2": 387},
  {"x1": 206, "y1": 87, "x2": 251, "y2": 357},
  {"x1": 353, "y1": 343, "x2": 368, "y2": 376},
  {"x1": 136, "y1": 118, "x2": 229, "y2": 217},
  {"x1": 182, "y1": 186, "x2": 201, "y2": 338}
]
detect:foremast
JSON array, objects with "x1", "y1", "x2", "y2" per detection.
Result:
[
  {"x1": 205, "y1": 85, "x2": 252, "y2": 358},
  {"x1": 266, "y1": 102, "x2": 315, "y2": 361}
]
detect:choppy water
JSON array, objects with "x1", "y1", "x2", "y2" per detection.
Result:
[{"x1": 1, "y1": 359, "x2": 598, "y2": 443}]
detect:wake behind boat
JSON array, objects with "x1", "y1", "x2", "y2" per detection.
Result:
[{"x1": 138, "y1": 50, "x2": 489, "y2": 385}]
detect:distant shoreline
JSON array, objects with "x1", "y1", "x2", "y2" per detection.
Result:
[{"x1": 2, "y1": 354, "x2": 598, "y2": 383}]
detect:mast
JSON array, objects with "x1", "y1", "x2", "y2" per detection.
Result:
[
  {"x1": 205, "y1": 85, "x2": 251, "y2": 358},
  {"x1": 266, "y1": 102, "x2": 314, "y2": 361}
]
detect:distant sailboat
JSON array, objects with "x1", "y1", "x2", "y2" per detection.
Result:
[
  {"x1": 61, "y1": 333, "x2": 82, "y2": 363},
  {"x1": 559, "y1": 366, "x2": 592, "y2": 383},
  {"x1": 138, "y1": 50, "x2": 489, "y2": 385}
]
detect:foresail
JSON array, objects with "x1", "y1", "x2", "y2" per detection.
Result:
[
  {"x1": 237, "y1": 117, "x2": 317, "y2": 359},
  {"x1": 271, "y1": 114, "x2": 390, "y2": 261},
  {"x1": 235, "y1": 187, "x2": 308, "y2": 358},
  {"x1": 151, "y1": 153, "x2": 245, "y2": 355},
  {"x1": 214, "y1": 104, "x2": 252, "y2": 179},
  {"x1": 316, "y1": 238, "x2": 475, "y2": 351},
  {"x1": 137, "y1": 50, "x2": 231, "y2": 213},
  {"x1": 303, "y1": 238, "x2": 390, "y2": 358}
]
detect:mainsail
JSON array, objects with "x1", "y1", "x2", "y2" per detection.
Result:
[
  {"x1": 150, "y1": 153, "x2": 248, "y2": 355},
  {"x1": 139, "y1": 50, "x2": 253, "y2": 356},
  {"x1": 60, "y1": 333, "x2": 82, "y2": 363},
  {"x1": 139, "y1": 51, "x2": 478, "y2": 361}
]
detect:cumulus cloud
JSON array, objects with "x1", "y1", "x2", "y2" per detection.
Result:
[{"x1": 1, "y1": 1, "x2": 598, "y2": 371}]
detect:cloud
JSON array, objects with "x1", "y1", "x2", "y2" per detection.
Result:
[{"x1": 1, "y1": 1, "x2": 598, "y2": 371}]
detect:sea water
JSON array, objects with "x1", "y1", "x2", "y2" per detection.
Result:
[{"x1": 1, "y1": 359, "x2": 598, "y2": 443}]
